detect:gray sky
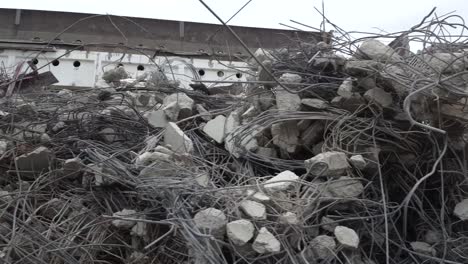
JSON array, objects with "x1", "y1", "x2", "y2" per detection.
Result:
[{"x1": 2, "y1": 0, "x2": 467, "y2": 34}]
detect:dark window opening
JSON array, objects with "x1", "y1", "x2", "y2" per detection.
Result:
[
  {"x1": 137, "y1": 65, "x2": 145, "y2": 71},
  {"x1": 73, "y1": 61, "x2": 81, "y2": 67},
  {"x1": 198, "y1": 69, "x2": 205, "y2": 76},
  {"x1": 52, "y1": 60, "x2": 60, "y2": 66}
]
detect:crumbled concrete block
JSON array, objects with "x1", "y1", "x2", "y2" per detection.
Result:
[
  {"x1": 279, "y1": 73, "x2": 302, "y2": 84},
  {"x1": 162, "y1": 101, "x2": 180, "y2": 121},
  {"x1": 264, "y1": 170, "x2": 299, "y2": 192},
  {"x1": 279, "y1": 212, "x2": 299, "y2": 225},
  {"x1": 15, "y1": 146, "x2": 52, "y2": 177},
  {"x1": 301, "y1": 98, "x2": 328, "y2": 109},
  {"x1": 357, "y1": 76, "x2": 377, "y2": 90},
  {"x1": 0, "y1": 190, "x2": 13, "y2": 204},
  {"x1": 194, "y1": 172, "x2": 210, "y2": 187},
  {"x1": 307, "y1": 235, "x2": 336, "y2": 259},
  {"x1": 327, "y1": 176, "x2": 364, "y2": 198},
  {"x1": 350, "y1": 155, "x2": 367, "y2": 169},
  {"x1": 203, "y1": 115, "x2": 226, "y2": 143},
  {"x1": 52, "y1": 121, "x2": 66, "y2": 132},
  {"x1": 252, "y1": 227, "x2": 281, "y2": 254},
  {"x1": 245, "y1": 190, "x2": 271, "y2": 203},
  {"x1": 275, "y1": 88, "x2": 301, "y2": 111},
  {"x1": 256, "y1": 147, "x2": 278, "y2": 158},
  {"x1": 422, "y1": 52, "x2": 466, "y2": 73},
  {"x1": 135, "y1": 151, "x2": 171, "y2": 166},
  {"x1": 225, "y1": 125, "x2": 261, "y2": 157},
  {"x1": 99, "y1": 128, "x2": 119, "y2": 143},
  {"x1": 164, "y1": 122, "x2": 194, "y2": 153},
  {"x1": 163, "y1": 93, "x2": 194, "y2": 119},
  {"x1": 337, "y1": 78, "x2": 354, "y2": 98},
  {"x1": 320, "y1": 216, "x2": 338, "y2": 232},
  {"x1": 424, "y1": 230, "x2": 442, "y2": 245},
  {"x1": 240, "y1": 200, "x2": 266, "y2": 220},
  {"x1": 196, "y1": 104, "x2": 212, "y2": 121},
  {"x1": 0, "y1": 140, "x2": 7, "y2": 155},
  {"x1": 300, "y1": 121, "x2": 324, "y2": 146},
  {"x1": 242, "y1": 105, "x2": 257, "y2": 119},
  {"x1": 226, "y1": 219, "x2": 255, "y2": 246},
  {"x1": 40, "y1": 133, "x2": 51, "y2": 143},
  {"x1": 194, "y1": 208, "x2": 227, "y2": 239},
  {"x1": 356, "y1": 39, "x2": 402, "y2": 62},
  {"x1": 454, "y1": 199, "x2": 468, "y2": 220},
  {"x1": 145, "y1": 110, "x2": 168, "y2": 128},
  {"x1": 112, "y1": 209, "x2": 137, "y2": 229},
  {"x1": 154, "y1": 145, "x2": 174, "y2": 156},
  {"x1": 305, "y1": 151, "x2": 349, "y2": 176},
  {"x1": 271, "y1": 121, "x2": 299, "y2": 153},
  {"x1": 364, "y1": 88, "x2": 393, "y2": 107},
  {"x1": 334, "y1": 226, "x2": 360, "y2": 249},
  {"x1": 131, "y1": 221, "x2": 147, "y2": 237},
  {"x1": 410, "y1": 241, "x2": 436, "y2": 256},
  {"x1": 253, "y1": 90, "x2": 275, "y2": 111},
  {"x1": 331, "y1": 94, "x2": 365, "y2": 112},
  {"x1": 62, "y1": 157, "x2": 82, "y2": 178}
]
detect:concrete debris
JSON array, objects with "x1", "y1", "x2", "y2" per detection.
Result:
[
  {"x1": 410, "y1": 241, "x2": 436, "y2": 256},
  {"x1": 350, "y1": 155, "x2": 367, "y2": 169},
  {"x1": 337, "y1": 78, "x2": 354, "y2": 98},
  {"x1": 334, "y1": 225, "x2": 360, "y2": 249},
  {"x1": 256, "y1": 147, "x2": 278, "y2": 158},
  {"x1": 331, "y1": 94, "x2": 365, "y2": 112},
  {"x1": 62, "y1": 157, "x2": 82, "y2": 178},
  {"x1": 320, "y1": 216, "x2": 338, "y2": 232},
  {"x1": 279, "y1": 212, "x2": 299, "y2": 225},
  {"x1": 307, "y1": 235, "x2": 336, "y2": 259},
  {"x1": 454, "y1": 199, "x2": 468, "y2": 220},
  {"x1": 424, "y1": 230, "x2": 443, "y2": 245},
  {"x1": 162, "y1": 101, "x2": 180, "y2": 121},
  {"x1": 15, "y1": 146, "x2": 52, "y2": 178},
  {"x1": 252, "y1": 227, "x2": 281, "y2": 254},
  {"x1": 145, "y1": 110, "x2": 168, "y2": 128},
  {"x1": 301, "y1": 98, "x2": 329, "y2": 109},
  {"x1": 196, "y1": 104, "x2": 212, "y2": 121},
  {"x1": 275, "y1": 88, "x2": 301, "y2": 111},
  {"x1": 300, "y1": 121, "x2": 324, "y2": 146},
  {"x1": 245, "y1": 189, "x2": 271, "y2": 203},
  {"x1": 135, "y1": 151, "x2": 171, "y2": 166},
  {"x1": 305, "y1": 151, "x2": 350, "y2": 177},
  {"x1": 264, "y1": 170, "x2": 299, "y2": 192},
  {"x1": 279, "y1": 73, "x2": 302, "y2": 84},
  {"x1": 131, "y1": 221, "x2": 147, "y2": 237},
  {"x1": 271, "y1": 121, "x2": 299, "y2": 153},
  {"x1": 164, "y1": 122, "x2": 194, "y2": 153},
  {"x1": 194, "y1": 172, "x2": 210, "y2": 187},
  {"x1": 194, "y1": 208, "x2": 227, "y2": 239},
  {"x1": 0, "y1": 140, "x2": 7, "y2": 155},
  {"x1": 203, "y1": 115, "x2": 226, "y2": 143},
  {"x1": 111, "y1": 209, "x2": 137, "y2": 229},
  {"x1": 163, "y1": 93, "x2": 194, "y2": 120},
  {"x1": 226, "y1": 219, "x2": 255, "y2": 246},
  {"x1": 240, "y1": 200, "x2": 267, "y2": 220},
  {"x1": 364, "y1": 87, "x2": 393, "y2": 107},
  {"x1": 327, "y1": 176, "x2": 364, "y2": 198},
  {"x1": 356, "y1": 39, "x2": 402, "y2": 62}
]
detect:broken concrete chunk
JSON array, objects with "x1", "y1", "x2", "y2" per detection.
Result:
[
  {"x1": 301, "y1": 121, "x2": 324, "y2": 146},
  {"x1": 364, "y1": 88, "x2": 393, "y2": 107},
  {"x1": 410, "y1": 241, "x2": 436, "y2": 256},
  {"x1": 337, "y1": 78, "x2": 354, "y2": 98},
  {"x1": 194, "y1": 172, "x2": 210, "y2": 187},
  {"x1": 307, "y1": 235, "x2": 336, "y2": 259},
  {"x1": 196, "y1": 104, "x2": 212, "y2": 121},
  {"x1": 320, "y1": 216, "x2": 338, "y2": 232},
  {"x1": 15, "y1": 146, "x2": 52, "y2": 178},
  {"x1": 146, "y1": 110, "x2": 168, "y2": 128},
  {"x1": 131, "y1": 221, "x2": 147, "y2": 237},
  {"x1": 256, "y1": 147, "x2": 278, "y2": 158},
  {"x1": 305, "y1": 151, "x2": 349, "y2": 177},
  {"x1": 327, "y1": 176, "x2": 364, "y2": 198},
  {"x1": 162, "y1": 101, "x2": 180, "y2": 121},
  {"x1": 240, "y1": 200, "x2": 266, "y2": 220},
  {"x1": 279, "y1": 73, "x2": 302, "y2": 84},
  {"x1": 0, "y1": 140, "x2": 7, "y2": 155},
  {"x1": 163, "y1": 93, "x2": 194, "y2": 119},
  {"x1": 62, "y1": 157, "x2": 82, "y2": 179},
  {"x1": 271, "y1": 121, "x2": 299, "y2": 153},
  {"x1": 454, "y1": 199, "x2": 468, "y2": 220},
  {"x1": 203, "y1": 115, "x2": 226, "y2": 144},
  {"x1": 112, "y1": 209, "x2": 137, "y2": 229},
  {"x1": 356, "y1": 39, "x2": 402, "y2": 62},
  {"x1": 422, "y1": 52, "x2": 466, "y2": 73},
  {"x1": 164, "y1": 122, "x2": 194, "y2": 153},
  {"x1": 193, "y1": 208, "x2": 227, "y2": 239},
  {"x1": 52, "y1": 121, "x2": 66, "y2": 132},
  {"x1": 264, "y1": 170, "x2": 299, "y2": 192},
  {"x1": 334, "y1": 226, "x2": 359, "y2": 249},
  {"x1": 424, "y1": 230, "x2": 442, "y2": 245},
  {"x1": 350, "y1": 155, "x2": 366, "y2": 169},
  {"x1": 252, "y1": 227, "x2": 281, "y2": 254},
  {"x1": 135, "y1": 151, "x2": 171, "y2": 166},
  {"x1": 99, "y1": 128, "x2": 118, "y2": 143},
  {"x1": 245, "y1": 190, "x2": 271, "y2": 203},
  {"x1": 301, "y1": 98, "x2": 328, "y2": 109},
  {"x1": 275, "y1": 88, "x2": 301, "y2": 111},
  {"x1": 331, "y1": 94, "x2": 365, "y2": 112},
  {"x1": 279, "y1": 212, "x2": 299, "y2": 225},
  {"x1": 226, "y1": 219, "x2": 255, "y2": 246}
]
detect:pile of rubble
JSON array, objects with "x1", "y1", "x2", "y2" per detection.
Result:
[{"x1": 2, "y1": 12, "x2": 468, "y2": 264}]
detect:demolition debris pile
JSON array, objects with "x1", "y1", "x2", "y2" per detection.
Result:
[{"x1": 2, "y1": 11, "x2": 468, "y2": 264}]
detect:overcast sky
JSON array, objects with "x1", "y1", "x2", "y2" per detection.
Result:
[{"x1": 1, "y1": 0, "x2": 467, "y2": 35}]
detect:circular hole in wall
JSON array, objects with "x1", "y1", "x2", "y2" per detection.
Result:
[
  {"x1": 137, "y1": 65, "x2": 145, "y2": 71},
  {"x1": 73, "y1": 61, "x2": 81, "y2": 67},
  {"x1": 198, "y1": 69, "x2": 205, "y2": 76},
  {"x1": 32, "y1": 58, "x2": 39, "y2": 65},
  {"x1": 217, "y1": 71, "x2": 224, "y2": 78},
  {"x1": 118, "y1": 63, "x2": 124, "y2": 67},
  {"x1": 52, "y1": 60, "x2": 60, "y2": 66},
  {"x1": 236, "y1": 72, "x2": 243, "y2": 78}
]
